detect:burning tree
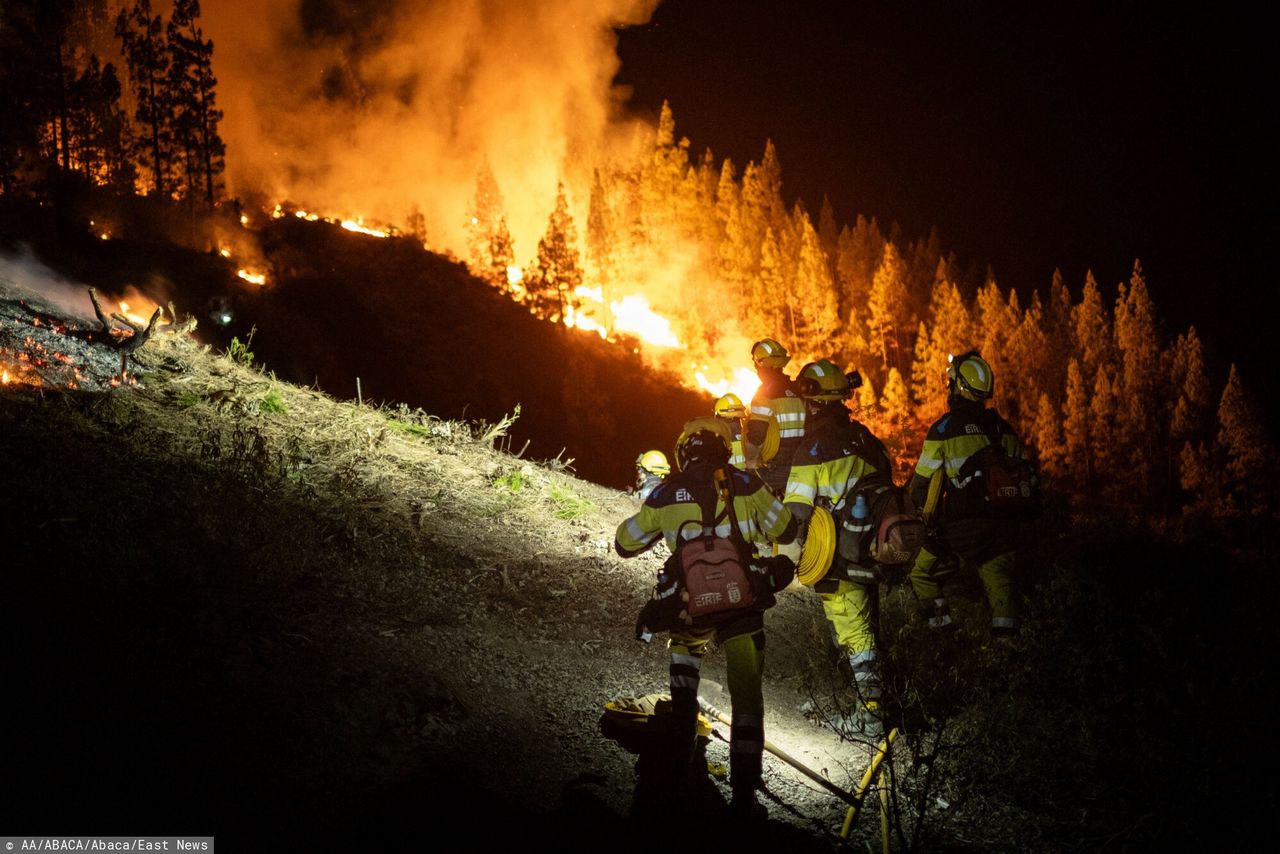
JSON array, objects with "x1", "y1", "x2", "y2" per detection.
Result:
[
  {"x1": 465, "y1": 158, "x2": 517, "y2": 293},
  {"x1": 526, "y1": 181, "x2": 583, "y2": 325}
]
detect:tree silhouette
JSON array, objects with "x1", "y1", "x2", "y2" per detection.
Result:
[
  {"x1": 116, "y1": 0, "x2": 170, "y2": 196},
  {"x1": 527, "y1": 181, "x2": 584, "y2": 325},
  {"x1": 166, "y1": 0, "x2": 224, "y2": 206},
  {"x1": 465, "y1": 158, "x2": 517, "y2": 292}
]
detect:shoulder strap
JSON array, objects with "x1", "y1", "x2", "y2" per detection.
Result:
[
  {"x1": 978, "y1": 409, "x2": 1005, "y2": 449},
  {"x1": 714, "y1": 467, "x2": 747, "y2": 545}
]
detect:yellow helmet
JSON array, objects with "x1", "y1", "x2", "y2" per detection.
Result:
[
  {"x1": 635, "y1": 450, "x2": 670, "y2": 477},
  {"x1": 795, "y1": 359, "x2": 853, "y2": 403},
  {"x1": 750, "y1": 337, "x2": 790, "y2": 369},
  {"x1": 714, "y1": 392, "x2": 747, "y2": 419},
  {"x1": 947, "y1": 350, "x2": 994, "y2": 401},
  {"x1": 673, "y1": 417, "x2": 733, "y2": 471}
]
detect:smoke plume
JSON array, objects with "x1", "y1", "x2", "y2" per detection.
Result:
[{"x1": 203, "y1": 0, "x2": 661, "y2": 259}]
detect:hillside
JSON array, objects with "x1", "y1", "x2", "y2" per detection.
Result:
[
  {"x1": 3, "y1": 239, "x2": 1277, "y2": 852},
  {"x1": 0, "y1": 284, "x2": 899, "y2": 850},
  {"x1": 0, "y1": 198, "x2": 716, "y2": 490}
]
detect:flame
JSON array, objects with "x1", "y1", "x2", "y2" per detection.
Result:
[
  {"x1": 240, "y1": 214, "x2": 250, "y2": 226},
  {"x1": 117, "y1": 297, "x2": 167, "y2": 327},
  {"x1": 695, "y1": 366, "x2": 761, "y2": 403},
  {"x1": 611, "y1": 294, "x2": 680, "y2": 348},
  {"x1": 219, "y1": 248, "x2": 232, "y2": 258},
  {"x1": 339, "y1": 218, "x2": 390, "y2": 238},
  {"x1": 2, "y1": 369, "x2": 8, "y2": 384},
  {"x1": 237, "y1": 269, "x2": 267, "y2": 286},
  {"x1": 506, "y1": 266, "x2": 523, "y2": 285}
]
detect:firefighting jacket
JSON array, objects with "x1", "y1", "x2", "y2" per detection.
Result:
[
  {"x1": 907, "y1": 401, "x2": 1025, "y2": 521},
  {"x1": 635, "y1": 472, "x2": 664, "y2": 501},
  {"x1": 782, "y1": 408, "x2": 891, "y2": 518},
  {"x1": 614, "y1": 461, "x2": 797, "y2": 558},
  {"x1": 745, "y1": 371, "x2": 806, "y2": 469}
]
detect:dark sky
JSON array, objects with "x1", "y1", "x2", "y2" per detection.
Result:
[{"x1": 615, "y1": 1, "x2": 1277, "y2": 420}]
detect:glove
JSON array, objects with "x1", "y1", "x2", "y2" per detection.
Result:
[
  {"x1": 635, "y1": 598, "x2": 660, "y2": 642},
  {"x1": 769, "y1": 554, "x2": 796, "y2": 591}
]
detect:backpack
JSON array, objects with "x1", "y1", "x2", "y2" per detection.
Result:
[
  {"x1": 967, "y1": 418, "x2": 1042, "y2": 519},
  {"x1": 837, "y1": 480, "x2": 927, "y2": 568},
  {"x1": 671, "y1": 470, "x2": 773, "y2": 626}
]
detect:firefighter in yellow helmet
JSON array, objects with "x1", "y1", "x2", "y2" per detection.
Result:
[
  {"x1": 744, "y1": 338, "x2": 806, "y2": 496},
  {"x1": 714, "y1": 392, "x2": 748, "y2": 468},
  {"x1": 633, "y1": 450, "x2": 670, "y2": 501},
  {"x1": 782, "y1": 359, "x2": 896, "y2": 737},
  {"x1": 615, "y1": 422, "x2": 797, "y2": 818},
  {"x1": 907, "y1": 350, "x2": 1024, "y2": 639}
]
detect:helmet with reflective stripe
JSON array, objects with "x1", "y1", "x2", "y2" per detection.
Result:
[
  {"x1": 714, "y1": 392, "x2": 747, "y2": 419},
  {"x1": 796, "y1": 359, "x2": 853, "y2": 402},
  {"x1": 751, "y1": 337, "x2": 790, "y2": 369},
  {"x1": 946, "y1": 350, "x2": 994, "y2": 401},
  {"x1": 635, "y1": 449, "x2": 670, "y2": 477}
]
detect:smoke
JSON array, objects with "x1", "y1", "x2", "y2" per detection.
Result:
[
  {"x1": 203, "y1": 0, "x2": 661, "y2": 260},
  {"x1": 0, "y1": 248, "x2": 98, "y2": 322}
]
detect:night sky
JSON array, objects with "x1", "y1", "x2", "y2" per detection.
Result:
[{"x1": 615, "y1": 1, "x2": 1277, "y2": 421}]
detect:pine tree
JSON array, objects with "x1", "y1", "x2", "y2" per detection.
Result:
[
  {"x1": 67, "y1": 55, "x2": 130, "y2": 188},
  {"x1": 974, "y1": 275, "x2": 1017, "y2": 412},
  {"x1": 166, "y1": 0, "x2": 224, "y2": 205},
  {"x1": 910, "y1": 264, "x2": 974, "y2": 418},
  {"x1": 1043, "y1": 268, "x2": 1074, "y2": 402},
  {"x1": 1112, "y1": 261, "x2": 1161, "y2": 488},
  {"x1": 586, "y1": 168, "x2": 615, "y2": 333},
  {"x1": 465, "y1": 158, "x2": 516, "y2": 291},
  {"x1": 1007, "y1": 290, "x2": 1050, "y2": 428},
  {"x1": 1063, "y1": 358, "x2": 1091, "y2": 499},
  {"x1": 639, "y1": 100, "x2": 690, "y2": 239},
  {"x1": 790, "y1": 211, "x2": 840, "y2": 347},
  {"x1": 754, "y1": 226, "x2": 787, "y2": 337},
  {"x1": 881, "y1": 367, "x2": 912, "y2": 426},
  {"x1": 1031, "y1": 391, "x2": 1065, "y2": 480},
  {"x1": 1090, "y1": 367, "x2": 1119, "y2": 504},
  {"x1": 1169, "y1": 326, "x2": 1212, "y2": 445},
  {"x1": 867, "y1": 242, "x2": 909, "y2": 371},
  {"x1": 1071, "y1": 270, "x2": 1114, "y2": 385},
  {"x1": 528, "y1": 181, "x2": 584, "y2": 325},
  {"x1": 1215, "y1": 363, "x2": 1271, "y2": 512},
  {"x1": 116, "y1": 0, "x2": 171, "y2": 196}
]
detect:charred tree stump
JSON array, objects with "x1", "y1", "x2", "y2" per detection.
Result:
[{"x1": 88, "y1": 287, "x2": 163, "y2": 376}]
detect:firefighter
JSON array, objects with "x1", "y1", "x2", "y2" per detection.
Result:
[
  {"x1": 714, "y1": 392, "x2": 748, "y2": 469},
  {"x1": 744, "y1": 338, "x2": 806, "y2": 497},
  {"x1": 782, "y1": 359, "x2": 896, "y2": 737},
  {"x1": 633, "y1": 449, "x2": 671, "y2": 500},
  {"x1": 907, "y1": 350, "x2": 1022, "y2": 639},
  {"x1": 615, "y1": 423, "x2": 798, "y2": 818}
]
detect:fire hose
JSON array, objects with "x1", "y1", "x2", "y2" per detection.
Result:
[{"x1": 839, "y1": 726, "x2": 899, "y2": 842}]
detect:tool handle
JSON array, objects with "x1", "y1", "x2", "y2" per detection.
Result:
[{"x1": 698, "y1": 699, "x2": 860, "y2": 807}]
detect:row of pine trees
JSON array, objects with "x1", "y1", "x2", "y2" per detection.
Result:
[
  {"x1": 0, "y1": 0, "x2": 225, "y2": 206},
  {"x1": 0, "y1": 4, "x2": 1268, "y2": 526},
  {"x1": 466, "y1": 103, "x2": 1273, "y2": 523}
]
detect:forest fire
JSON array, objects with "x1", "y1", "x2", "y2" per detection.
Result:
[
  {"x1": 695, "y1": 366, "x2": 761, "y2": 404},
  {"x1": 118, "y1": 299, "x2": 167, "y2": 327}
]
